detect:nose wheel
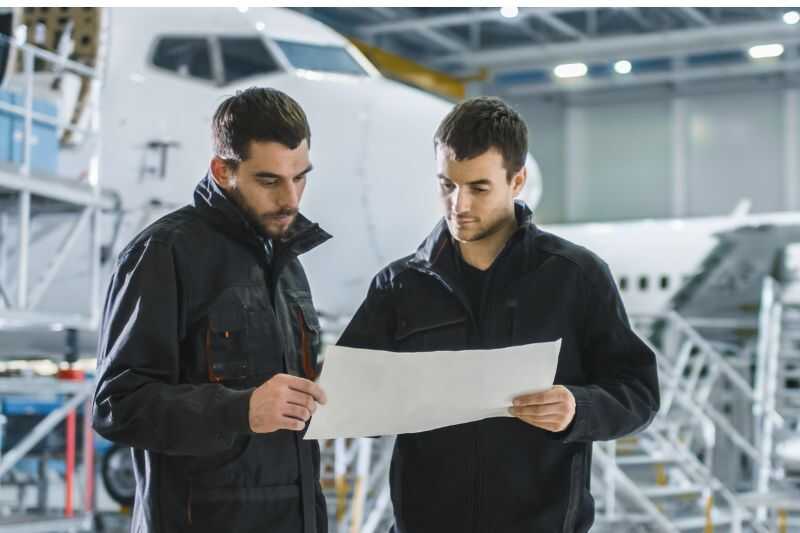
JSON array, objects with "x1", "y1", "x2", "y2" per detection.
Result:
[{"x1": 101, "y1": 443, "x2": 135, "y2": 507}]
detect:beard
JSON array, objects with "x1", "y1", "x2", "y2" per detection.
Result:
[
  {"x1": 447, "y1": 213, "x2": 510, "y2": 243},
  {"x1": 227, "y1": 187, "x2": 297, "y2": 240}
]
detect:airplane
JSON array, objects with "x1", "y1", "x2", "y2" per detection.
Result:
[
  {"x1": 547, "y1": 203, "x2": 800, "y2": 318},
  {"x1": 0, "y1": 6, "x2": 544, "y2": 358}
]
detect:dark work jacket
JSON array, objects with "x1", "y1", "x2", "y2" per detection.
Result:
[
  {"x1": 92, "y1": 174, "x2": 331, "y2": 533},
  {"x1": 337, "y1": 201, "x2": 660, "y2": 533}
]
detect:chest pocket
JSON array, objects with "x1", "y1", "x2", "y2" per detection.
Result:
[
  {"x1": 286, "y1": 291, "x2": 322, "y2": 380},
  {"x1": 394, "y1": 299, "x2": 468, "y2": 352},
  {"x1": 205, "y1": 289, "x2": 249, "y2": 383},
  {"x1": 205, "y1": 285, "x2": 281, "y2": 384}
]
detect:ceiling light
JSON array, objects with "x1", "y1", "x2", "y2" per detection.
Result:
[
  {"x1": 748, "y1": 43, "x2": 784, "y2": 59},
  {"x1": 784, "y1": 11, "x2": 800, "y2": 25},
  {"x1": 614, "y1": 60, "x2": 632, "y2": 74},
  {"x1": 237, "y1": 6, "x2": 249, "y2": 13},
  {"x1": 554, "y1": 63, "x2": 587, "y2": 79},
  {"x1": 256, "y1": 21, "x2": 265, "y2": 31},
  {"x1": 500, "y1": 5, "x2": 519, "y2": 18}
]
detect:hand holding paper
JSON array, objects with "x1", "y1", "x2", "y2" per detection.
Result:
[
  {"x1": 304, "y1": 339, "x2": 561, "y2": 440},
  {"x1": 509, "y1": 385, "x2": 576, "y2": 432}
]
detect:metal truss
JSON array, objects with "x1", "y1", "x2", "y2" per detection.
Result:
[{"x1": 305, "y1": 7, "x2": 800, "y2": 94}]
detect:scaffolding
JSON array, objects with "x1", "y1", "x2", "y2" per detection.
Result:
[
  {"x1": 0, "y1": 377, "x2": 95, "y2": 533},
  {"x1": 0, "y1": 16, "x2": 113, "y2": 533},
  {"x1": 0, "y1": 18, "x2": 116, "y2": 336}
]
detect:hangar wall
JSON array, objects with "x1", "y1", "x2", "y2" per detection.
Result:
[{"x1": 502, "y1": 81, "x2": 795, "y2": 224}]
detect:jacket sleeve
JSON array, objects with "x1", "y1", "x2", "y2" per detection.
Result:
[
  {"x1": 561, "y1": 259, "x2": 660, "y2": 443},
  {"x1": 336, "y1": 274, "x2": 396, "y2": 351},
  {"x1": 92, "y1": 239, "x2": 253, "y2": 456}
]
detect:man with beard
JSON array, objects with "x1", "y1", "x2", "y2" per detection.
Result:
[
  {"x1": 337, "y1": 96, "x2": 659, "y2": 532},
  {"x1": 93, "y1": 88, "x2": 330, "y2": 533}
]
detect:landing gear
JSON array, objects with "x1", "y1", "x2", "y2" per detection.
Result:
[{"x1": 100, "y1": 444, "x2": 134, "y2": 507}]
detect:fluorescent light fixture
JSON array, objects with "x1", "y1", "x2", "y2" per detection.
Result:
[
  {"x1": 748, "y1": 43, "x2": 784, "y2": 59},
  {"x1": 500, "y1": 5, "x2": 519, "y2": 18},
  {"x1": 554, "y1": 63, "x2": 588, "y2": 79},
  {"x1": 237, "y1": 6, "x2": 249, "y2": 13},
  {"x1": 256, "y1": 21, "x2": 265, "y2": 31},
  {"x1": 614, "y1": 60, "x2": 632, "y2": 74},
  {"x1": 784, "y1": 11, "x2": 800, "y2": 25}
]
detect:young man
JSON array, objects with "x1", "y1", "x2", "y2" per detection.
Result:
[
  {"x1": 338, "y1": 96, "x2": 660, "y2": 533},
  {"x1": 93, "y1": 88, "x2": 330, "y2": 533}
]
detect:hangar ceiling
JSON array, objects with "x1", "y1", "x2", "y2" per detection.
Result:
[{"x1": 300, "y1": 7, "x2": 800, "y2": 95}]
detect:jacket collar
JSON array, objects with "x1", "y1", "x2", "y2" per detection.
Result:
[
  {"x1": 192, "y1": 172, "x2": 331, "y2": 258},
  {"x1": 409, "y1": 200, "x2": 535, "y2": 275}
]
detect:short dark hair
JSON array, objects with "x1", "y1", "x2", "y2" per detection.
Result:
[
  {"x1": 212, "y1": 87, "x2": 310, "y2": 166},
  {"x1": 434, "y1": 96, "x2": 528, "y2": 180}
]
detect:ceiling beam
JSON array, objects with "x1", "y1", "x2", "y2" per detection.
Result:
[
  {"x1": 621, "y1": 8, "x2": 655, "y2": 31},
  {"x1": 362, "y1": 6, "x2": 468, "y2": 52},
  {"x1": 536, "y1": 12, "x2": 584, "y2": 40},
  {"x1": 418, "y1": 28, "x2": 468, "y2": 52},
  {"x1": 678, "y1": 7, "x2": 712, "y2": 27},
  {"x1": 512, "y1": 20, "x2": 546, "y2": 43},
  {"x1": 431, "y1": 19, "x2": 800, "y2": 70},
  {"x1": 358, "y1": 7, "x2": 587, "y2": 35}
]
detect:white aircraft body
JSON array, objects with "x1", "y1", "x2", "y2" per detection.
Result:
[
  {"x1": 547, "y1": 208, "x2": 800, "y2": 317},
  {"x1": 0, "y1": 7, "x2": 543, "y2": 357}
]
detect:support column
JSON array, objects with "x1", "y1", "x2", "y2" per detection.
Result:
[
  {"x1": 784, "y1": 88, "x2": 799, "y2": 211},
  {"x1": 671, "y1": 96, "x2": 688, "y2": 217}
]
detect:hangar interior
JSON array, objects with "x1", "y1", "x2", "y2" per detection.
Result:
[{"x1": 0, "y1": 6, "x2": 797, "y2": 533}]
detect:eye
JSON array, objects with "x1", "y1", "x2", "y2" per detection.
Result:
[
  {"x1": 439, "y1": 179, "x2": 455, "y2": 191},
  {"x1": 293, "y1": 174, "x2": 307, "y2": 182}
]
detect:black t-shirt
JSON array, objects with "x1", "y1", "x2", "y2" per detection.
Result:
[{"x1": 458, "y1": 253, "x2": 490, "y2": 323}]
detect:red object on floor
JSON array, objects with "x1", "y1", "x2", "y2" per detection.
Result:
[
  {"x1": 57, "y1": 367, "x2": 85, "y2": 517},
  {"x1": 56, "y1": 368, "x2": 85, "y2": 381}
]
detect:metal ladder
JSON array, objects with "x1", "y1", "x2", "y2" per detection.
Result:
[
  {"x1": 738, "y1": 277, "x2": 800, "y2": 532},
  {"x1": 319, "y1": 437, "x2": 395, "y2": 533},
  {"x1": 591, "y1": 307, "x2": 780, "y2": 533}
]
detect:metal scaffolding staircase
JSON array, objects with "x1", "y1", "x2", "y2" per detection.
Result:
[
  {"x1": 0, "y1": 20, "x2": 117, "y2": 342},
  {"x1": 591, "y1": 308, "x2": 772, "y2": 533},
  {"x1": 319, "y1": 437, "x2": 394, "y2": 533},
  {"x1": 738, "y1": 277, "x2": 800, "y2": 532}
]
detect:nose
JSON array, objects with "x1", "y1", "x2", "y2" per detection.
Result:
[
  {"x1": 280, "y1": 179, "x2": 300, "y2": 211},
  {"x1": 453, "y1": 186, "x2": 471, "y2": 215}
]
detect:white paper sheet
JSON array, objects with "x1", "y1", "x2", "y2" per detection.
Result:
[{"x1": 304, "y1": 339, "x2": 561, "y2": 440}]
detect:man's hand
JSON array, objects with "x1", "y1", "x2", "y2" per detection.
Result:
[
  {"x1": 249, "y1": 374, "x2": 327, "y2": 433},
  {"x1": 509, "y1": 385, "x2": 576, "y2": 432}
]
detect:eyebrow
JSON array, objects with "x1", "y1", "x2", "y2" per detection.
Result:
[
  {"x1": 437, "y1": 174, "x2": 491, "y2": 186},
  {"x1": 254, "y1": 164, "x2": 314, "y2": 180}
]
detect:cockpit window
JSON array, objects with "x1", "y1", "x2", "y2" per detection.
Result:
[
  {"x1": 219, "y1": 37, "x2": 279, "y2": 84},
  {"x1": 275, "y1": 40, "x2": 367, "y2": 76},
  {"x1": 152, "y1": 37, "x2": 213, "y2": 81}
]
